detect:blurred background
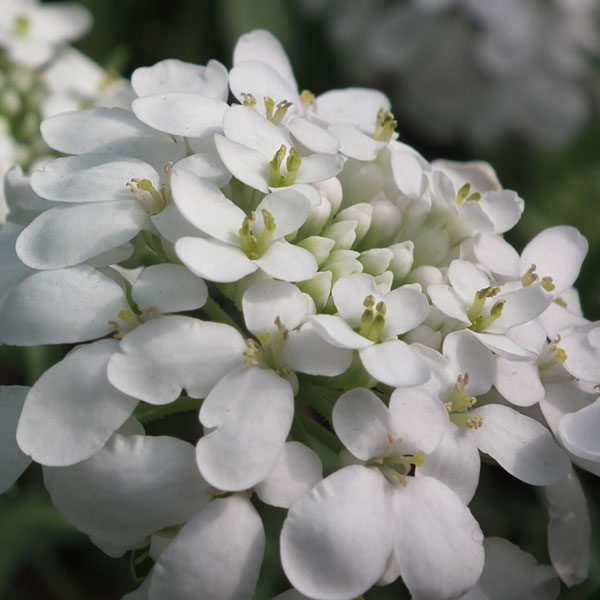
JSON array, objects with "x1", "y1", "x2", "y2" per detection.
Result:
[{"x1": 1, "y1": 0, "x2": 599, "y2": 598}]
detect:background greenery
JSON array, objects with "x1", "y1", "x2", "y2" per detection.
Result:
[{"x1": 1, "y1": 0, "x2": 599, "y2": 597}]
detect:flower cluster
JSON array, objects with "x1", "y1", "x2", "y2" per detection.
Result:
[
  {"x1": 0, "y1": 0, "x2": 133, "y2": 222},
  {"x1": 1, "y1": 28, "x2": 599, "y2": 600},
  {"x1": 302, "y1": 0, "x2": 600, "y2": 147}
]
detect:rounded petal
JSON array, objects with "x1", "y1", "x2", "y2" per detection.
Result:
[
  {"x1": 479, "y1": 190, "x2": 524, "y2": 234},
  {"x1": 0, "y1": 386, "x2": 31, "y2": 493},
  {"x1": 255, "y1": 188, "x2": 311, "y2": 239},
  {"x1": 242, "y1": 279, "x2": 311, "y2": 337},
  {"x1": 494, "y1": 357, "x2": 545, "y2": 407},
  {"x1": 233, "y1": 29, "x2": 297, "y2": 89},
  {"x1": 332, "y1": 273, "x2": 378, "y2": 326},
  {"x1": 448, "y1": 259, "x2": 490, "y2": 305},
  {"x1": 519, "y1": 226, "x2": 588, "y2": 295},
  {"x1": 16, "y1": 200, "x2": 150, "y2": 269},
  {"x1": 132, "y1": 59, "x2": 228, "y2": 100},
  {"x1": 287, "y1": 117, "x2": 340, "y2": 154},
  {"x1": 472, "y1": 404, "x2": 571, "y2": 485},
  {"x1": 388, "y1": 385, "x2": 450, "y2": 455},
  {"x1": 284, "y1": 322, "x2": 353, "y2": 376},
  {"x1": 295, "y1": 153, "x2": 345, "y2": 185},
  {"x1": 0, "y1": 265, "x2": 130, "y2": 345},
  {"x1": 428, "y1": 284, "x2": 470, "y2": 323},
  {"x1": 333, "y1": 387, "x2": 395, "y2": 461},
  {"x1": 473, "y1": 233, "x2": 520, "y2": 278},
  {"x1": 214, "y1": 134, "x2": 269, "y2": 193},
  {"x1": 107, "y1": 316, "x2": 246, "y2": 404},
  {"x1": 132, "y1": 93, "x2": 227, "y2": 137},
  {"x1": 17, "y1": 340, "x2": 138, "y2": 466},
  {"x1": 170, "y1": 167, "x2": 245, "y2": 244},
  {"x1": 560, "y1": 324, "x2": 600, "y2": 383},
  {"x1": 175, "y1": 237, "x2": 257, "y2": 283},
  {"x1": 488, "y1": 285, "x2": 551, "y2": 333},
  {"x1": 545, "y1": 470, "x2": 590, "y2": 586},
  {"x1": 131, "y1": 264, "x2": 207, "y2": 313},
  {"x1": 360, "y1": 339, "x2": 430, "y2": 387},
  {"x1": 315, "y1": 88, "x2": 391, "y2": 126},
  {"x1": 469, "y1": 331, "x2": 536, "y2": 362},
  {"x1": 43, "y1": 434, "x2": 210, "y2": 553},
  {"x1": 417, "y1": 425, "x2": 480, "y2": 504},
  {"x1": 310, "y1": 314, "x2": 373, "y2": 350},
  {"x1": 255, "y1": 441, "x2": 322, "y2": 509},
  {"x1": 559, "y1": 398, "x2": 600, "y2": 461},
  {"x1": 149, "y1": 496, "x2": 264, "y2": 600},
  {"x1": 41, "y1": 107, "x2": 186, "y2": 170},
  {"x1": 327, "y1": 124, "x2": 384, "y2": 161},
  {"x1": 382, "y1": 286, "x2": 429, "y2": 337},
  {"x1": 229, "y1": 61, "x2": 298, "y2": 109},
  {"x1": 30, "y1": 154, "x2": 160, "y2": 203},
  {"x1": 281, "y1": 466, "x2": 394, "y2": 600},
  {"x1": 197, "y1": 367, "x2": 294, "y2": 491},
  {"x1": 393, "y1": 477, "x2": 484, "y2": 600},
  {"x1": 255, "y1": 241, "x2": 317, "y2": 282}
]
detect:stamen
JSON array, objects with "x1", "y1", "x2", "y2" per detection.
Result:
[
  {"x1": 268, "y1": 145, "x2": 302, "y2": 187},
  {"x1": 300, "y1": 90, "x2": 315, "y2": 110},
  {"x1": 238, "y1": 210, "x2": 277, "y2": 260},
  {"x1": 12, "y1": 15, "x2": 30, "y2": 37},
  {"x1": 450, "y1": 413, "x2": 484, "y2": 429},
  {"x1": 127, "y1": 178, "x2": 165, "y2": 215},
  {"x1": 357, "y1": 295, "x2": 387, "y2": 341},
  {"x1": 242, "y1": 93, "x2": 257, "y2": 109},
  {"x1": 374, "y1": 108, "x2": 397, "y2": 142}
]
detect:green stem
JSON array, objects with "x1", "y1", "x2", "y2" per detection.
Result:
[
  {"x1": 201, "y1": 296, "x2": 241, "y2": 330},
  {"x1": 298, "y1": 412, "x2": 342, "y2": 453},
  {"x1": 133, "y1": 396, "x2": 203, "y2": 424}
]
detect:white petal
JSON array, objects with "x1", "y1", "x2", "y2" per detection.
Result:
[
  {"x1": 472, "y1": 404, "x2": 571, "y2": 485},
  {"x1": 281, "y1": 465, "x2": 394, "y2": 600},
  {"x1": 417, "y1": 425, "x2": 480, "y2": 504},
  {"x1": 488, "y1": 285, "x2": 551, "y2": 333},
  {"x1": 428, "y1": 284, "x2": 471, "y2": 323},
  {"x1": 17, "y1": 340, "x2": 138, "y2": 466},
  {"x1": 170, "y1": 168, "x2": 244, "y2": 244},
  {"x1": 333, "y1": 388, "x2": 395, "y2": 461},
  {"x1": 360, "y1": 340, "x2": 430, "y2": 387},
  {"x1": 0, "y1": 386, "x2": 31, "y2": 493},
  {"x1": 520, "y1": 226, "x2": 588, "y2": 294},
  {"x1": 175, "y1": 236, "x2": 257, "y2": 283},
  {"x1": 229, "y1": 61, "x2": 298, "y2": 109},
  {"x1": 315, "y1": 88, "x2": 390, "y2": 126},
  {"x1": 328, "y1": 124, "x2": 384, "y2": 161},
  {"x1": 393, "y1": 477, "x2": 484, "y2": 600},
  {"x1": 43, "y1": 434, "x2": 210, "y2": 553},
  {"x1": 16, "y1": 200, "x2": 150, "y2": 269},
  {"x1": 233, "y1": 30, "x2": 298, "y2": 91},
  {"x1": 214, "y1": 134, "x2": 269, "y2": 193},
  {"x1": 255, "y1": 441, "x2": 322, "y2": 508},
  {"x1": 107, "y1": 316, "x2": 246, "y2": 404},
  {"x1": 132, "y1": 264, "x2": 207, "y2": 313},
  {"x1": 390, "y1": 150, "x2": 427, "y2": 201},
  {"x1": 132, "y1": 93, "x2": 227, "y2": 137},
  {"x1": 41, "y1": 107, "x2": 186, "y2": 170},
  {"x1": 448, "y1": 260, "x2": 490, "y2": 305},
  {"x1": 388, "y1": 386, "x2": 450, "y2": 455},
  {"x1": 284, "y1": 322, "x2": 353, "y2": 376},
  {"x1": 295, "y1": 153, "x2": 345, "y2": 185},
  {"x1": 382, "y1": 286, "x2": 429, "y2": 337},
  {"x1": 255, "y1": 241, "x2": 317, "y2": 282},
  {"x1": 310, "y1": 314, "x2": 373, "y2": 350},
  {"x1": 559, "y1": 398, "x2": 600, "y2": 461},
  {"x1": 471, "y1": 537, "x2": 560, "y2": 600},
  {"x1": 479, "y1": 190, "x2": 524, "y2": 234},
  {"x1": 287, "y1": 117, "x2": 340, "y2": 154},
  {"x1": 174, "y1": 148, "x2": 230, "y2": 188},
  {"x1": 494, "y1": 357, "x2": 545, "y2": 407},
  {"x1": 132, "y1": 59, "x2": 228, "y2": 100},
  {"x1": 150, "y1": 203, "x2": 203, "y2": 243},
  {"x1": 545, "y1": 470, "x2": 590, "y2": 586},
  {"x1": 197, "y1": 367, "x2": 294, "y2": 491},
  {"x1": 332, "y1": 273, "x2": 378, "y2": 327},
  {"x1": 30, "y1": 154, "x2": 160, "y2": 203},
  {"x1": 223, "y1": 104, "x2": 290, "y2": 157},
  {"x1": 469, "y1": 331, "x2": 536, "y2": 362},
  {"x1": 0, "y1": 265, "x2": 130, "y2": 345},
  {"x1": 473, "y1": 233, "x2": 520, "y2": 278},
  {"x1": 560, "y1": 324, "x2": 600, "y2": 383},
  {"x1": 242, "y1": 279, "x2": 310, "y2": 337},
  {"x1": 255, "y1": 188, "x2": 311, "y2": 239},
  {"x1": 149, "y1": 496, "x2": 264, "y2": 600}
]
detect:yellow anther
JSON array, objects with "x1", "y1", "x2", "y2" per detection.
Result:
[
  {"x1": 363, "y1": 295, "x2": 376, "y2": 308},
  {"x1": 553, "y1": 297, "x2": 567, "y2": 308},
  {"x1": 541, "y1": 277, "x2": 555, "y2": 292},
  {"x1": 374, "y1": 108, "x2": 397, "y2": 142},
  {"x1": 456, "y1": 183, "x2": 471, "y2": 205},
  {"x1": 12, "y1": 15, "x2": 30, "y2": 37},
  {"x1": 242, "y1": 93, "x2": 257, "y2": 109},
  {"x1": 300, "y1": 90, "x2": 315, "y2": 110}
]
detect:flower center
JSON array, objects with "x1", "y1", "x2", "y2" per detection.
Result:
[
  {"x1": 243, "y1": 316, "x2": 292, "y2": 378},
  {"x1": 467, "y1": 286, "x2": 505, "y2": 333},
  {"x1": 238, "y1": 209, "x2": 276, "y2": 259},
  {"x1": 521, "y1": 264, "x2": 555, "y2": 291},
  {"x1": 373, "y1": 108, "x2": 397, "y2": 142},
  {"x1": 109, "y1": 307, "x2": 160, "y2": 339},
  {"x1": 445, "y1": 373, "x2": 484, "y2": 429},
  {"x1": 127, "y1": 178, "x2": 167, "y2": 215},
  {"x1": 268, "y1": 144, "x2": 302, "y2": 187},
  {"x1": 538, "y1": 336, "x2": 567, "y2": 372},
  {"x1": 357, "y1": 295, "x2": 386, "y2": 342},
  {"x1": 455, "y1": 182, "x2": 481, "y2": 205}
]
